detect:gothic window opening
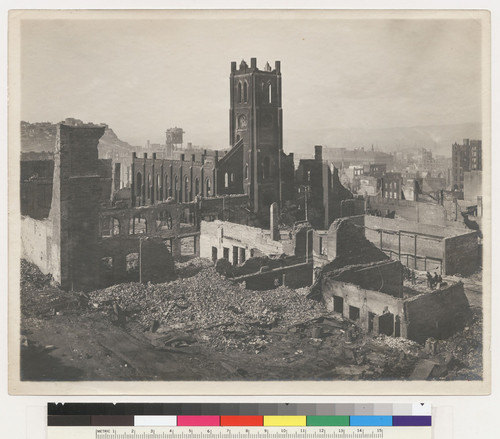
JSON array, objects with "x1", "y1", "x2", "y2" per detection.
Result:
[
  {"x1": 243, "y1": 81, "x2": 248, "y2": 102},
  {"x1": 174, "y1": 175, "x2": 179, "y2": 201},
  {"x1": 147, "y1": 173, "x2": 152, "y2": 199},
  {"x1": 267, "y1": 82, "x2": 272, "y2": 103},
  {"x1": 164, "y1": 174, "x2": 169, "y2": 198},
  {"x1": 184, "y1": 176, "x2": 190, "y2": 202},
  {"x1": 130, "y1": 215, "x2": 147, "y2": 235},
  {"x1": 206, "y1": 178, "x2": 212, "y2": 196},
  {"x1": 245, "y1": 163, "x2": 248, "y2": 179},
  {"x1": 237, "y1": 82, "x2": 242, "y2": 103},
  {"x1": 136, "y1": 172, "x2": 142, "y2": 196},
  {"x1": 195, "y1": 177, "x2": 200, "y2": 196},
  {"x1": 225, "y1": 172, "x2": 229, "y2": 188},
  {"x1": 156, "y1": 174, "x2": 161, "y2": 200}
]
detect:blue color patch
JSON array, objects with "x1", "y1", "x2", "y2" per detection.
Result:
[{"x1": 350, "y1": 416, "x2": 392, "y2": 426}]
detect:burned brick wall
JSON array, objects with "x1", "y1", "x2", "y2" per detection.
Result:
[
  {"x1": 444, "y1": 231, "x2": 480, "y2": 275},
  {"x1": 405, "y1": 282, "x2": 470, "y2": 343}
]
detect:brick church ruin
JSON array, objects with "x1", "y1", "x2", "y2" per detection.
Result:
[{"x1": 19, "y1": 57, "x2": 474, "y2": 343}]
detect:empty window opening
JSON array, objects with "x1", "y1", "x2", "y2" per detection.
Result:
[
  {"x1": 181, "y1": 236, "x2": 196, "y2": 256},
  {"x1": 156, "y1": 211, "x2": 173, "y2": 230},
  {"x1": 212, "y1": 246, "x2": 218, "y2": 263},
  {"x1": 195, "y1": 177, "x2": 200, "y2": 197},
  {"x1": 333, "y1": 295, "x2": 344, "y2": 314},
  {"x1": 349, "y1": 305, "x2": 360, "y2": 321},
  {"x1": 243, "y1": 82, "x2": 248, "y2": 102},
  {"x1": 184, "y1": 176, "x2": 190, "y2": 202},
  {"x1": 239, "y1": 247, "x2": 246, "y2": 264},
  {"x1": 126, "y1": 253, "x2": 139, "y2": 275},
  {"x1": 130, "y1": 215, "x2": 147, "y2": 234},
  {"x1": 225, "y1": 172, "x2": 229, "y2": 188},
  {"x1": 223, "y1": 247, "x2": 229, "y2": 260},
  {"x1": 205, "y1": 178, "x2": 212, "y2": 196},
  {"x1": 136, "y1": 172, "x2": 142, "y2": 196},
  {"x1": 232, "y1": 246, "x2": 239, "y2": 265},
  {"x1": 267, "y1": 82, "x2": 272, "y2": 103},
  {"x1": 237, "y1": 82, "x2": 242, "y2": 103}
]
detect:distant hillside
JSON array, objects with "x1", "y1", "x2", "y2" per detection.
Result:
[
  {"x1": 20, "y1": 119, "x2": 138, "y2": 158},
  {"x1": 285, "y1": 122, "x2": 482, "y2": 157}
]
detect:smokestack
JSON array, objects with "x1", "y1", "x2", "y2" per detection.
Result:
[{"x1": 314, "y1": 145, "x2": 323, "y2": 162}]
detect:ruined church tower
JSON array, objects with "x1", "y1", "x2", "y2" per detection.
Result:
[{"x1": 228, "y1": 58, "x2": 284, "y2": 213}]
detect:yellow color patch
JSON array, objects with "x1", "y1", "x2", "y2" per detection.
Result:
[{"x1": 263, "y1": 416, "x2": 307, "y2": 426}]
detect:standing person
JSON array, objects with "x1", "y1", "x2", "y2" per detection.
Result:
[
  {"x1": 426, "y1": 271, "x2": 433, "y2": 288},
  {"x1": 411, "y1": 269, "x2": 416, "y2": 285}
]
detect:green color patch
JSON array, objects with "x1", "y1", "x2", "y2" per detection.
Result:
[{"x1": 306, "y1": 416, "x2": 350, "y2": 426}]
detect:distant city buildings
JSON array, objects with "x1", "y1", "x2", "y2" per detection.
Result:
[{"x1": 452, "y1": 138, "x2": 482, "y2": 191}]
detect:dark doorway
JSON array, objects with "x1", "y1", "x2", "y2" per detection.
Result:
[
  {"x1": 223, "y1": 247, "x2": 229, "y2": 260},
  {"x1": 379, "y1": 312, "x2": 394, "y2": 336},
  {"x1": 349, "y1": 305, "x2": 360, "y2": 321},
  {"x1": 333, "y1": 295, "x2": 344, "y2": 314},
  {"x1": 395, "y1": 315, "x2": 401, "y2": 337},
  {"x1": 368, "y1": 312, "x2": 376, "y2": 333},
  {"x1": 212, "y1": 246, "x2": 218, "y2": 263},
  {"x1": 232, "y1": 246, "x2": 239, "y2": 265}
]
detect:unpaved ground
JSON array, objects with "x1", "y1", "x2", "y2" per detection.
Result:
[{"x1": 19, "y1": 260, "x2": 483, "y2": 381}]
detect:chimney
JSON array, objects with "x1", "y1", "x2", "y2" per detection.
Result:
[
  {"x1": 251, "y1": 57, "x2": 257, "y2": 69},
  {"x1": 314, "y1": 145, "x2": 323, "y2": 162},
  {"x1": 275, "y1": 61, "x2": 281, "y2": 74},
  {"x1": 231, "y1": 61, "x2": 237, "y2": 72}
]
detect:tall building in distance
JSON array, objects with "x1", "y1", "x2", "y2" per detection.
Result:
[{"x1": 451, "y1": 138, "x2": 482, "y2": 190}]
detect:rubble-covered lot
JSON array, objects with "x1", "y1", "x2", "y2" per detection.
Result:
[{"x1": 19, "y1": 259, "x2": 483, "y2": 381}]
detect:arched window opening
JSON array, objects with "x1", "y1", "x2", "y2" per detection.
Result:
[
  {"x1": 230, "y1": 173, "x2": 234, "y2": 183},
  {"x1": 156, "y1": 174, "x2": 161, "y2": 201},
  {"x1": 237, "y1": 82, "x2": 242, "y2": 103},
  {"x1": 225, "y1": 172, "x2": 229, "y2": 188},
  {"x1": 307, "y1": 170, "x2": 311, "y2": 182},
  {"x1": 129, "y1": 215, "x2": 147, "y2": 235},
  {"x1": 195, "y1": 177, "x2": 200, "y2": 196},
  {"x1": 156, "y1": 211, "x2": 173, "y2": 230},
  {"x1": 101, "y1": 217, "x2": 121, "y2": 238},
  {"x1": 174, "y1": 175, "x2": 179, "y2": 201},
  {"x1": 147, "y1": 174, "x2": 152, "y2": 199},
  {"x1": 165, "y1": 174, "x2": 170, "y2": 198},
  {"x1": 245, "y1": 163, "x2": 248, "y2": 179},
  {"x1": 206, "y1": 178, "x2": 212, "y2": 196},
  {"x1": 267, "y1": 82, "x2": 272, "y2": 103},
  {"x1": 136, "y1": 172, "x2": 142, "y2": 195},
  {"x1": 243, "y1": 82, "x2": 248, "y2": 102},
  {"x1": 184, "y1": 176, "x2": 190, "y2": 202}
]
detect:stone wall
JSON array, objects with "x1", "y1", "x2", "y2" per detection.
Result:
[
  {"x1": 200, "y1": 220, "x2": 293, "y2": 264},
  {"x1": 321, "y1": 279, "x2": 406, "y2": 337},
  {"x1": 405, "y1": 282, "x2": 470, "y2": 343},
  {"x1": 444, "y1": 232, "x2": 480, "y2": 275},
  {"x1": 21, "y1": 216, "x2": 53, "y2": 275}
]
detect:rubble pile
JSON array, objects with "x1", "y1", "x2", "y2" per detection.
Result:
[
  {"x1": 88, "y1": 267, "x2": 326, "y2": 349},
  {"x1": 20, "y1": 260, "x2": 83, "y2": 318}
]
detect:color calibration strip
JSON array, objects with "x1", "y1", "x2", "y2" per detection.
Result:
[{"x1": 48, "y1": 414, "x2": 431, "y2": 427}]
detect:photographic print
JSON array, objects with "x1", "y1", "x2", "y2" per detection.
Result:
[{"x1": 8, "y1": 9, "x2": 490, "y2": 395}]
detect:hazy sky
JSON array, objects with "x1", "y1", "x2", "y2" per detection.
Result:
[{"x1": 20, "y1": 13, "x2": 483, "y2": 149}]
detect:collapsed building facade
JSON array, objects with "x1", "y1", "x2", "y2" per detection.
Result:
[{"x1": 309, "y1": 219, "x2": 471, "y2": 343}]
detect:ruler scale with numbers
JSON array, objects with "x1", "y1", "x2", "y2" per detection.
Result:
[
  {"x1": 47, "y1": 404, "x2": 432, "y2": 439},
  {"x1": 47, "y1": 426, "x2": 430, "y2": 439}
]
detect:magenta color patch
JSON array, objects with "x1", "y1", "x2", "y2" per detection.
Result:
[{"x1": 177, "y1": 416, "x2": 220, "y2": 426}]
